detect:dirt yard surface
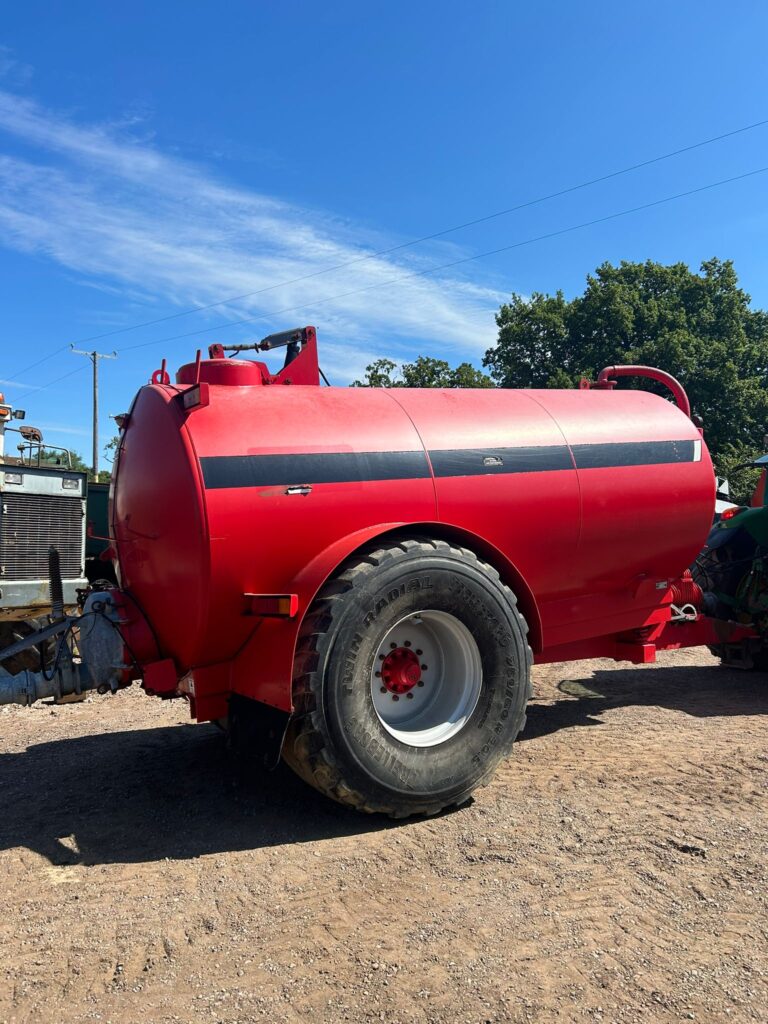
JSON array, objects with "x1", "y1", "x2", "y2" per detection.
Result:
[{"x1": 1, "y1": 648, "x2": 766, "y2": 1024}]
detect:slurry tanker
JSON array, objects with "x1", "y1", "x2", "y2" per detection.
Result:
[{"x1": 1, "y1": 327, "x2": 763, "y2": 817}]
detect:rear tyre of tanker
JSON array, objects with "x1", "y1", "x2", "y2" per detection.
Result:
[{"x1": 282, "y1": 537, "x2": 532, "y2": 818}]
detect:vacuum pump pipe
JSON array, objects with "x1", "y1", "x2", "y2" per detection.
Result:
[
  {"x1": 596, "y1": 365, "x2": 692, "y2": 420},
  {"x1": 0, "y1": 661, "x2": 96, "y2": 706}
]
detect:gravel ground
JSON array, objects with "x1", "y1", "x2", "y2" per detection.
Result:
[{"x1": 0, "y1": 647, "x2": 766, "y2": 1024}]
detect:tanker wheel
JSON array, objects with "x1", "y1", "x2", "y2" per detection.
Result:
[{"x1": 282, "y1": 537, "x2": 532, "y2": 818}]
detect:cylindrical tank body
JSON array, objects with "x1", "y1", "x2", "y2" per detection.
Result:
[{"x1": 111, "y1": 361, "x2": 714, "y2": 692}]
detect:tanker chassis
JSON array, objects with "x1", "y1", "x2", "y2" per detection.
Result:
[{"x1": 0, "y1": 328, "x2": 762, "y2": 818}]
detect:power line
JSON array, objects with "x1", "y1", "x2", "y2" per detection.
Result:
[
  {"x1": 25, "y1": 310, "x2": 502, "y2": 400},
  {"x1": 17, "y1": 161, "x2": 768, "y2": 411},
  {"x1": 8, "y1": 114, "x2": 768, "y2": 382},
  {"x1": 29, "y1": 363, "x2": 89, "y2": 395},
  {"x1": 113, "y1": 163, "x2": 768, "y2": 355},
  {"x1": 4, "y1": 344, "x2": 71, "y2": 383}
]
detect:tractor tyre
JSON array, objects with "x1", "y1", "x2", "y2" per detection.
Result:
[
  {"x1": 281, "y1": 537, "x2": 532, "y2": 817},
  {"x1": 709, "y1": 643, "x2": 768, "y2": 672}
]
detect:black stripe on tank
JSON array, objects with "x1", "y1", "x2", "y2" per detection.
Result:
[
  {"x1": 428, "y1": 445, "x2": 572, "y2": 477},
  {"x1": 571, "y1": 439, "x2": 696, "y2": 469},
  {"x1": 200, "y1": 439, "x2": 697, "y2": 489},
  {"x1": 200, "y1": 450, "x2": 431, "y2": 489}
]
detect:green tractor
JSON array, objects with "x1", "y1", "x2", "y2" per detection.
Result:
[{"x1": 693, "y1": 454, "x2": 768, "y2": 669}]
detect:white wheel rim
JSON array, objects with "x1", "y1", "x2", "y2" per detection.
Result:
[{"x1": 370, "y1": 609, "x2": 483, "y2": 747}]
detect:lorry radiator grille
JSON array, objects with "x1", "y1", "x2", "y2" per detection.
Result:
[{"x1": 0, "y1": 493, "x2": 84, "y2": 581}]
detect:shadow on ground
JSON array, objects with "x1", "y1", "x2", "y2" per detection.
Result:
[
  {"x1": 1, "y1": 662, "x2": 765, "y2": 867},
  {"x1": 522, "y1": 662, "x2": 768, "y2": 741},
  {"x1": 0, "y1": 722, "x2": 396, "y2": 867}
]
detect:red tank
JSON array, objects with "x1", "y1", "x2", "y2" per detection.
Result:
[{"x1": 110, "y1": 328, "x2": 714, "y2": 730}]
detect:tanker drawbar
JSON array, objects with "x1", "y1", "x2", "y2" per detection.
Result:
[{"x1": 2, "y1": 327, "x2": 762, "y2": 817}]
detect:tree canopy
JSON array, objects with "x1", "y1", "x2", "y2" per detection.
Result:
[
  {"x1": 352, "y1": 355, "x2": 493, "y2": 389},
  {"x1": 350, "y1": 260, "x2": 768, "y2": 499},
  {"x1": 483, "y1": 258, "x2": 768, "y2": 498}
]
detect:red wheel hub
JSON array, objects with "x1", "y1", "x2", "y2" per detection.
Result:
[{"x1": 380, "y1": 646, "x2": 422, "y2": 694}]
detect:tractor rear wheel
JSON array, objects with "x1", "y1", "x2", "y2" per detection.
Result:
[
  {"x1": 709, "y1": 643, "x2": 768, "y2": 671},
  {"x1": 282, "y1": 537, "x2": 532, "y2": 817}
]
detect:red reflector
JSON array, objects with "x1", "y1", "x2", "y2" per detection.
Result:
[
  {"x1": 243, "y1": 594, "x2": 299, "y2": 618},
  {"x1": 721, "y1": 506, "x2": 745, "y2": 520}
]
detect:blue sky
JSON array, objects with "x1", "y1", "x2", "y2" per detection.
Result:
[{"x1": 0, "y1": 1, "x2": 766, "y2": 467}]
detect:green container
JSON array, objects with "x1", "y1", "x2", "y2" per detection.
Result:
[{"x1": 85, "y1": 481, "x2": 110, "y2": 559}]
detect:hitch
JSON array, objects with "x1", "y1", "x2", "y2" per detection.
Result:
[{"x1": 0, "y1": 592, "x2": 132, "y2": 707}]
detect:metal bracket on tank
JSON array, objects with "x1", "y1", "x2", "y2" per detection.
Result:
[
  {"x1": 151, "y1": 359, "x2": 171, "y2": 385},
  {"x1": 579, "y1": 376, "x2": 614, "y2": 391}
]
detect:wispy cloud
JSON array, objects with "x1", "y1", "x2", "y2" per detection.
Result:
[
  {"x1": 0, "y1": 48, "x2": 33, "y2": 88},
  {"x1": 35, "y1": 423, "x2": 91, "y2": 437},
  {"x1": 0, "y1": 89, "x2": 505, "y2": 380},
  {"x1": 0, "y1": 377, "x2": 39, "y2": 390}
]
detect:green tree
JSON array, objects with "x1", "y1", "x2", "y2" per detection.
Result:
[
  {"x1": 352, "y1": 358, "x2": 401, "y2": 388},
  {"x1": 103, "y1": 435, "x2": 120, "y2": 464},
  {"x1": 484, "y1": 259, "x2": 768, "y2": 500},
  {"x1": 352, "y1": 355, "x2": 493, "y2": 389}
]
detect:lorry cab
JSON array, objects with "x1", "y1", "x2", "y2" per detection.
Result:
[{"x1": 0, "y1": 394, "x2": 87, "y2": 621}]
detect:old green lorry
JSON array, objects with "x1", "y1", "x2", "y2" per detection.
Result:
[{"x1": 0, "y1": 395, "x2": 112, "y2": 674}]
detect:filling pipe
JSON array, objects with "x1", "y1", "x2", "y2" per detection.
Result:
[{"x1": 597, "y1": 365, "x2": 691, "y2": 420}]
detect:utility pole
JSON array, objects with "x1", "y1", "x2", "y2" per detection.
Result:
[{"x1": 71, "y1": 346, "x2": 117, "y2": 480}]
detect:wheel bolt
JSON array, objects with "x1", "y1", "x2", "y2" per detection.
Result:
[
  {"x1": 379, "y1": 654, "x2": 386, "y2": 661},
  {"x1": 380, "y1": 687, "x2": 387, "y2": 694},
  {"x1": 417, "y1": 680, "x2": 424, "y2": 687},
  {"x1": 415, "y1": 649, "x2": 423, "y2": 656},
  {"x1": 421, "y1": 664, "x2": 428, "y2": 671},
  {"x1": 392, "y1": 694, "x2": 399, "y2": 701},
  {"x1": 390, "y1": 642, "x2": 397, "y2": 649},
  {"x1": 375, "y1": 671, "x2": 381, "y2": 678},
  {"x1": 406, "y1": 692, "x2": 414, "y2": 699},
  {"x1": 404, "y1": 640, "x2": 411, "y2": 647}
]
